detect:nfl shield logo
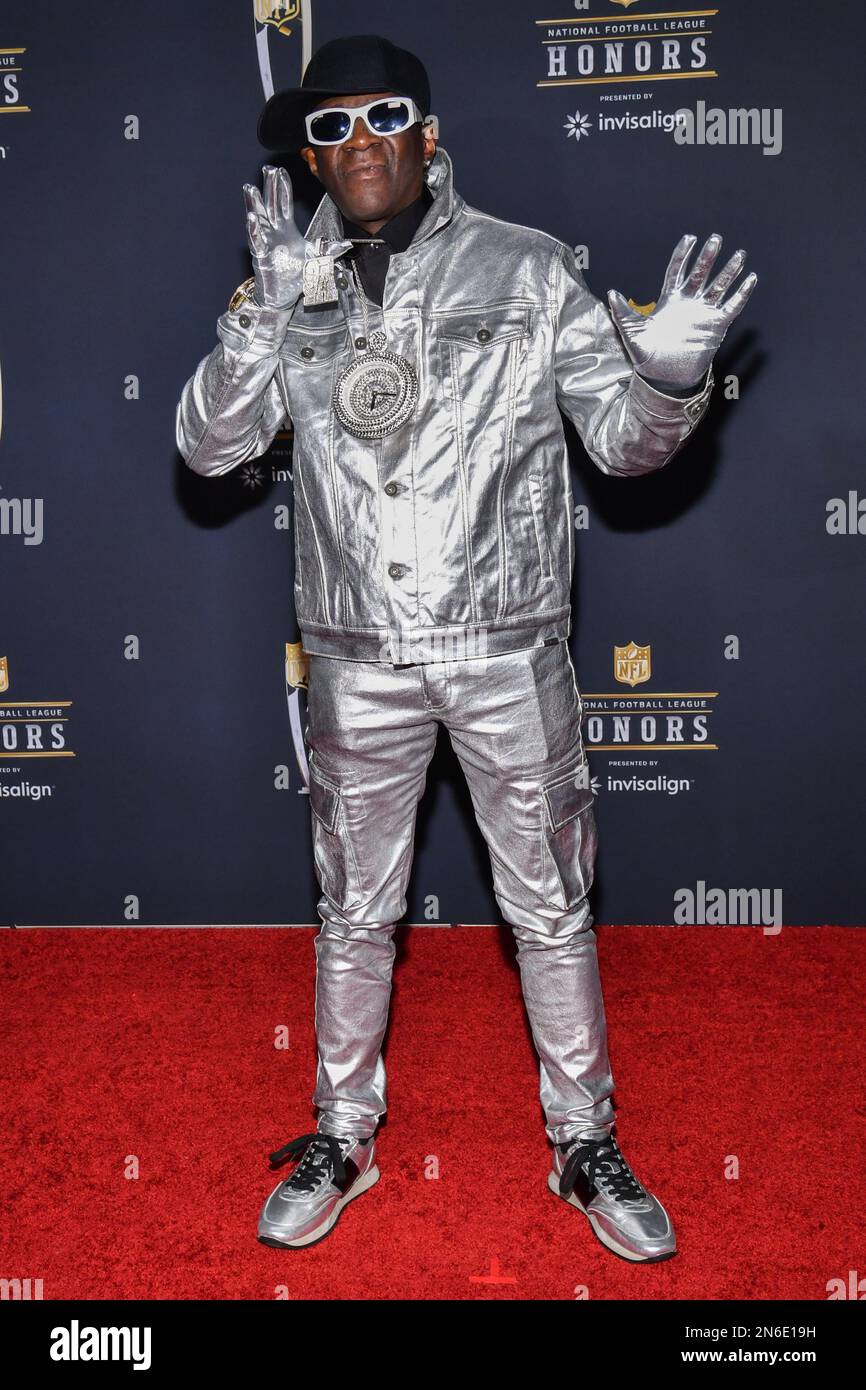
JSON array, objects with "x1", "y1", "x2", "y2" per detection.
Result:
[{"x1": 614, "y1": 641, "x2": 651, "y2": 687}]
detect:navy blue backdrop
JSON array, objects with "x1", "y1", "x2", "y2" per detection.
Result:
[{"x1": 1, "y1": 0, "x2": 864, "y2": 925}]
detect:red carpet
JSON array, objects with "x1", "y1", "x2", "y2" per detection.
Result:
[{"x1": 1, "y1": 925, "x2": 862, "y2": 1301}]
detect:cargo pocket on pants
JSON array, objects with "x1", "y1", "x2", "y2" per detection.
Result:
[
  {"x1": 540, "y1": 763, "x2": 597, "y2": 911},
  {"x1": 308, "y1": 759, "x2": 366, "y2": 911}
]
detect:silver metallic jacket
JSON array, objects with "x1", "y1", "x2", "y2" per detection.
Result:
[{"x1": 176, "y1": 145, "x2": 714, "y2": 664}]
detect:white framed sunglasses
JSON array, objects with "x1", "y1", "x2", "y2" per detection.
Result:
[{"x1": 304, "y1": 96, "x2": 439, "y2": 146}]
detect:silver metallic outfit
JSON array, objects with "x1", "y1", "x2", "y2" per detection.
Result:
[
  {"x1": 301, "y1": 641, "x2": 611, "y2": 1140},
  {"x1": 176, "y1": 144, "x2": 737, "y2": 1260},
  {"x1": 176, "y1": 145, "x2": 715, "y2": 666}
]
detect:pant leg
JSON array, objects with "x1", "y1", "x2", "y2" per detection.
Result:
[
  {"x1": 437, "y1": 641, "x2": 616, "y2": 1145},
  {"x1": 303, "y1": 654, "x2": 438, "y2": 1139}
]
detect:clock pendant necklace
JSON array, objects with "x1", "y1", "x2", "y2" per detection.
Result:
[{"x1": 332, "y1": 252, "x2": 419, "y2": 439}]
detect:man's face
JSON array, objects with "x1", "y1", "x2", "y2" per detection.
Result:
[{"x1": 299, "y1": 90, "x2": 438, "y2": 231}]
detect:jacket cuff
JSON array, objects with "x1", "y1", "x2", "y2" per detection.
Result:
[
  {"x1": 217, "y1": 280, "x2": 297, "y2": 358},
  {"x1": 637, "y1": 369, "x2": 706, "y2": 398},
  {"x1": 629, "y1": 365, "x2": 715, "y2": 426}
]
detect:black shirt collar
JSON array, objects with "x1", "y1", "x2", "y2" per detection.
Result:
[{"x1": 339, "y1": 183, "x2": 434, "y2": 253}]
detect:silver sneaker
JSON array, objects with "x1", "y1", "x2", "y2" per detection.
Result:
[
  {"x1": 548, "y1": 1130, "x2": 676, "y2": 1263},
  {"x1": 257, "y1": 1131, "x2": 379, "y2": 1249}
]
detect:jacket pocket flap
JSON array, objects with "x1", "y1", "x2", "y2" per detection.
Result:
[
  {"x1": 436, "y1": 303, "x2": 532, "y2": 348},
  {"x1": 543, "y1": 770, "x2": 594, "y2": 832},
  {"x1": 281, "y1": 324, "x2": 350, "y2": 364}
]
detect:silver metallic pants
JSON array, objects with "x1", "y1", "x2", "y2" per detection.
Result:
[{"x1": 303, "y1": 639, "x2": 616, "y2": 1146}]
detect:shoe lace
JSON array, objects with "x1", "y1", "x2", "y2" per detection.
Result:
[
  {"x1": 267, "y1": 1132, "x2": 350, "y2": 1194},
  {"x1": 559, "y1": 1133, "x2": 647, "y2": 1206}
]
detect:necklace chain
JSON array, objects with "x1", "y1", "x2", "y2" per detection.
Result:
[{"x1": 347, "y1": 257, "x2": 371, "y2": 349}]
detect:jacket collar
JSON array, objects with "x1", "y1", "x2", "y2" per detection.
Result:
[{"x1": 302, "y1": 143, "x2": 461, "y2": 251}]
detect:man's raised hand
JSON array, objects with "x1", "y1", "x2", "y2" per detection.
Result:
[
  {"x1": 242, "y1": 164, "x2": 309, "y2": 309},
  {"x1": 607, "y1": 234, "x2": 758, "y2": 390}
]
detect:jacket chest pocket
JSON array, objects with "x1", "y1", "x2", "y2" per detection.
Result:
[
  {"x1": 281, "y1": 322, "x2": 351, "y2": 412},
  {"x1": 435, "y1": 304, "x2": 532, "y2": 412}
]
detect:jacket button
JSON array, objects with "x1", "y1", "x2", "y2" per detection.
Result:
[
  {"x1": 238, "y1": 314, "x2": 251, "y2": 328},
  {"x1": 300, "y1": 345, "x2": 315, "y2": 359},
  {"x1": 388, "y1": 563, "x2": 407, "y2": 579},
  {"x1": 336, "y1": 274, "x2": 347, "y2": 288},
  {"x1": 355, "y1": 336, "x2": 368, "y2": 349},
  {"x1": 384, "y1": 481, "x2": 400, "y2": 496},
  {"x1": 476, "y1": 327, "x2": 491, "y2": 343}
]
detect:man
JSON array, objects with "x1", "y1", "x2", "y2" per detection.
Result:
[{"x1": 175, "y1": 34, "x2": 756, "y2": 1261}]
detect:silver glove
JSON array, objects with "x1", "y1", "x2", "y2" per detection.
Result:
[
  {"x1": 242, "y1": 164, "x2": 353, "y2": 309},
  {"x1": 607, "y1": 233, "x2": 758, "y2": 389}
]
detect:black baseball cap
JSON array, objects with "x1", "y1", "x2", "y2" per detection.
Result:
[{"x1": 258, "y1": 34, "x2": 432, "y2": 153}]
